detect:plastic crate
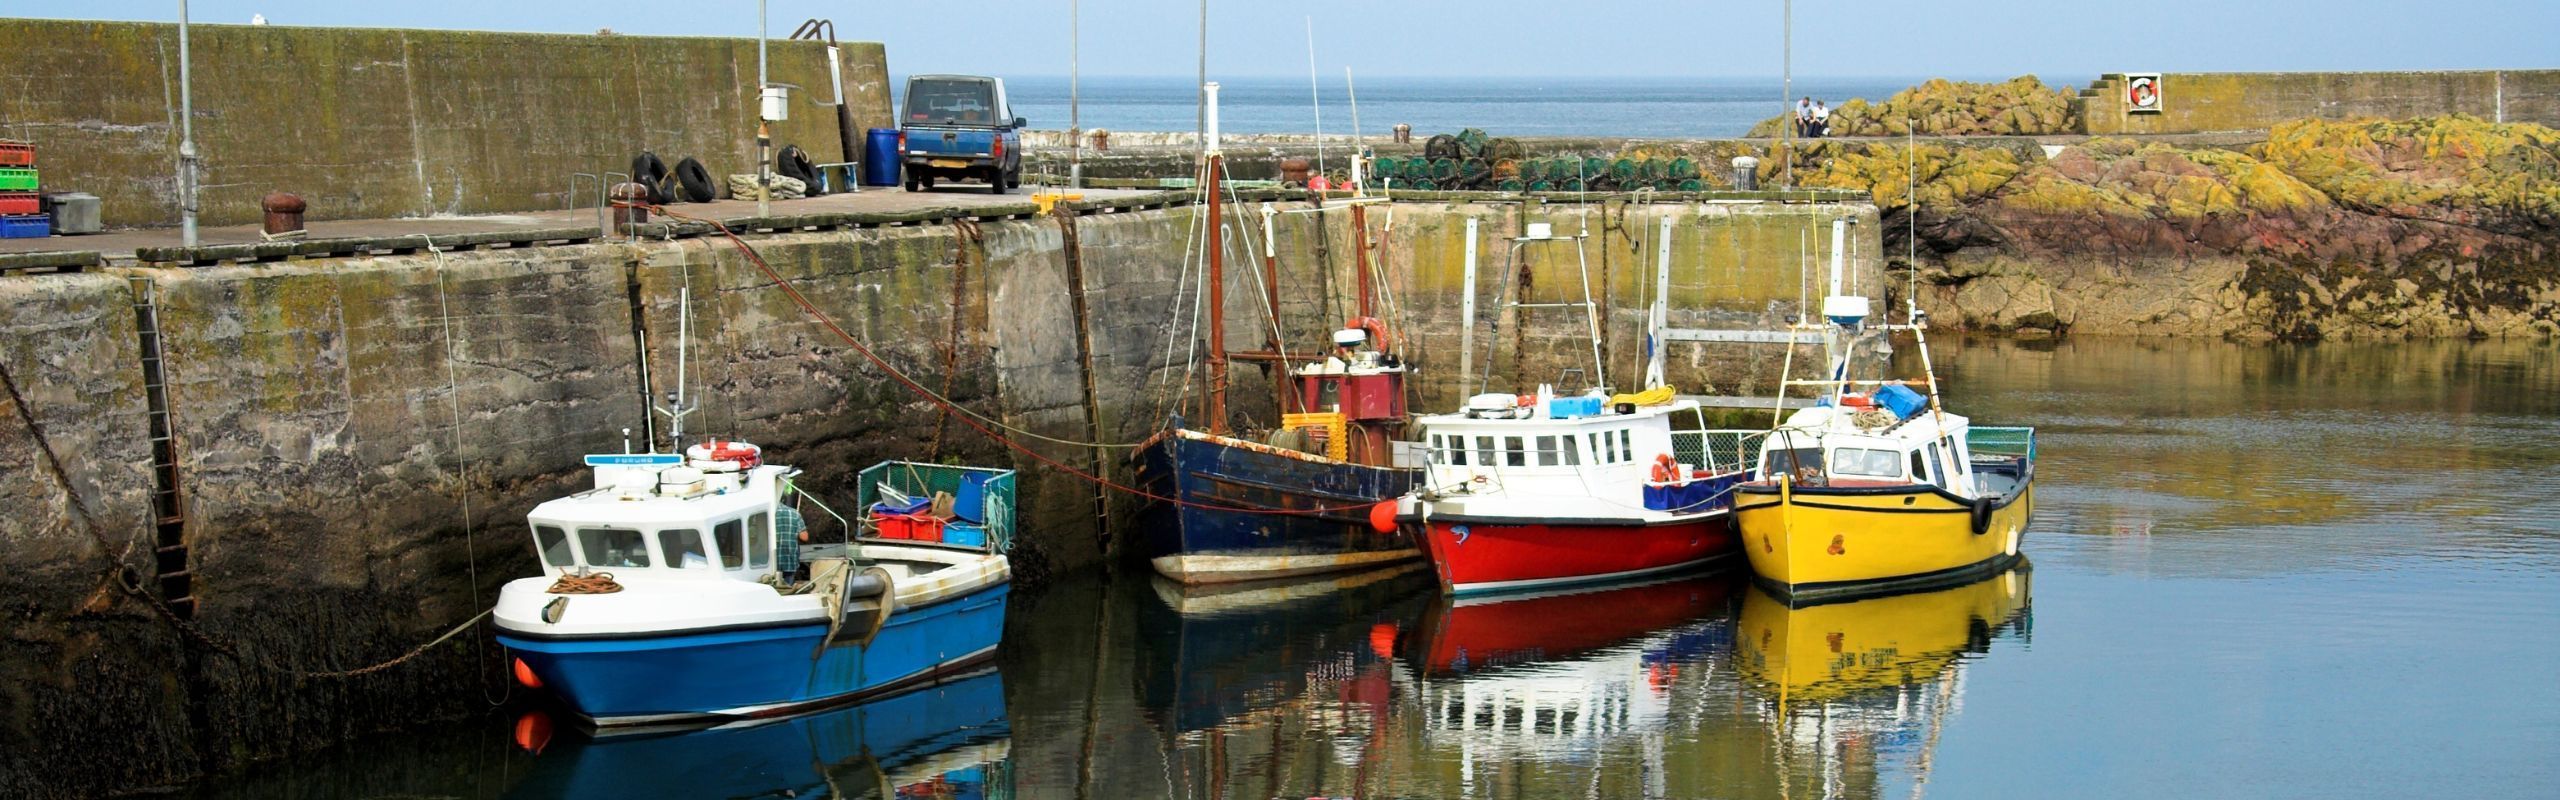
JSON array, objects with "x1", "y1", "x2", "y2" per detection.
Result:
[
  {"x1": 0, "y1": 168, "x2": 33, "y2": 192},
  {"x1": 873, "y1": 513, "x2": 944, "y2": 542},
  {"x1": 0, "y1": 142, "x2": 29, "y2": 167},
  {"x1": 0, "y1": 215, "x2": 50, "y2": 239},
  {"x1": 0, "y1": 192, "x2": 35, "y2": 215}
]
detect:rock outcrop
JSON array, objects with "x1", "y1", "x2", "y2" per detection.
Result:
[
  {"x1": 1788, "y1": 115, "x2": 2560, "y2": 339},
  {"x1": 1747, "y1": 76, "x2": 2083, "y2": 138}
]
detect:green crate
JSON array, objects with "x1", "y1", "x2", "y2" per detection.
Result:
[
  {"x1": 854, "y1": 460, "x2": 1018, "y2": 552},
  {"x1": 0, "y1": 168, "x2": 34, "y2": 192}
]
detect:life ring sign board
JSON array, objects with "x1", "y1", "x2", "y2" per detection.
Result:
[{"x1": 2125, "y1": 73, "x2": 2164, "y2": 113}]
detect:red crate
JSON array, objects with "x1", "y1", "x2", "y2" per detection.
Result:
[
  {"x1": 0, "y1": 142, "x2": 29, "y2": 167},
  {"x1": 0, "y1": 192, "x2": 34, "y2": 215},
  {"x1": 873, "y1": 513, "x2": 945, "y2": 542}
]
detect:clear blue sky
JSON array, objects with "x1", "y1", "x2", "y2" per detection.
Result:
[{"x1": 18, "y1": 1, "x2": 2559, "y2": 79}]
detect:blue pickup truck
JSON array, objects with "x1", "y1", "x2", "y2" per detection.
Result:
[{"x1": 899, "y1": 75, "x2": 1023, "y2": 194}]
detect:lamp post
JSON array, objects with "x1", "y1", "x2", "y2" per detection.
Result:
[
  {"x1": 757, "y1": 0, "x2": 770, "y2": 216},
  {"x1": 1070, "y1": 0, "x2": 1081, "y2": 189},
  {"x1": 178, "y1": 0, "x2": 199, "y2": 245}
]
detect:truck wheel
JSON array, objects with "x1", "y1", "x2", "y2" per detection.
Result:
[{"x1": 986, "y1": 167, "x2": 1006, "y2": 195}]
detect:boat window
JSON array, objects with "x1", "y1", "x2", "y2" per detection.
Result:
[
  {"x1": 1942, "y1": 436, "x2": 1966, "y2": 475},
  {"x1": 1312, "y1": 378, "x2": 1341, "y2": 411},
  {"x1": 1910, "y1": 449, "x2": 1929, "y2": 483},
  {"x1": 1764, "y1": 448, "x2": 1825, "y2": 480},
  {"x1": 713, "y1": 518, "x2": 746, "y2": 570},
  {"x1": 1440, "y1": 434, "x2": 1468, "y2": 466},
  {"x1": 1832, "y1": 447, "x2": 1903, "y2": 478},
  {"x1": 1927, "y1": 445, "x2": 1948, "y2": 487},
  {"x1": 657, "y1": 528, "x2": 710, "y2": 570},
  {"x1": 534, "y1": 525, "x2": 575, "y2": 568},
  {"x1": 1535, "y1": 435, "x2": 1559, "y2": 466},
  {"x1": 1615, "y1": 430, "x2": 1633, "y2": 463},
  {"x1": 578, "y1": 527, "x2": 651, "y2": 568},
  {"x1": 749, "y1": 512, "x2": 772, "y2": 568},
  {"x1": 1504, "y1": 436, "x2": 1527, "y2": 467},
  {"x1": 1562, "y1": 435, "x2": 1581, "y2": 466},
  {"x1": 1475, "y1": 435, "x2": 1495, "y2": 467},
  {"x1": 1587, "y1": 433, "x2": 1605, "y2": 463}
]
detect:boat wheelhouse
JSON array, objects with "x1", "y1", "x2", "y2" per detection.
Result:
[{"x1": 1407, "y1": 392, "x2": 1746, "y2": 595}]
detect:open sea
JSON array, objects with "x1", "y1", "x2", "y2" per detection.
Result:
[{"x1": 983, "y1": 75, "x2": 1966, "y2": 138}]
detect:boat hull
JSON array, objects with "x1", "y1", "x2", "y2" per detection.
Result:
[
  {"x1": 1733, "y1": 478, "x2": 2034, "y2": 604},
  {"x1": 497, "y1": 581, "x2": 1009, "y2": 727},
  {"x1": 1136, "y1": 430, "x2": 1420, "y2": 584},
  {"x1": 1414, "y1": 514, "x2": 1738, "y2": 596}
]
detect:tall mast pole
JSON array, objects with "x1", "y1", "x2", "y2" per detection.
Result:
[
  {"x1": 178, "y1": 0, "x2": 198, "y2": 246},
  {"x1": 1070, "y1": 0, "x2": 1082, "y2": 188},
  {"x1": 1781, "y1": 0, "x2": 1793, "y2": 189},
  {"x1": 1204, "y1": 83, "x2": 1230, "y2": 435},
  {"x1": 1352, "y1": 203, "x2": 1373, "y2": 320}
]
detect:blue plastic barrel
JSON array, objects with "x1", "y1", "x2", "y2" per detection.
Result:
[
  {"x1": 864, "y1": 128, "x2": 903, "y2": 186},
  {"x1": 954, "y1": 472, "x2": 990, "y2": 523}
]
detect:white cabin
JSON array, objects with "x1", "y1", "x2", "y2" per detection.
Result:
[
  {"x1": 1756, "y1": 404, "x2": 1980, "y2": 497},
  {"x1": 525, "y1": 448, "x2": 795, "y2": 581},
  {"x1": 1415, "y1": 394, "x2": 1729, "y2": 521}
]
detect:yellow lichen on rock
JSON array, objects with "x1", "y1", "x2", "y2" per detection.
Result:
[
  {"x1": 2254, "y1": 115, "x2": 2560, "y2": 223},
  {"x1": 1747, "y1": 75, "x2": 2081, "y2": 138}
]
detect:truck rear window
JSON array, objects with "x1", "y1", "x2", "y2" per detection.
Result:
[{"x1": 907, "y1": 79, "x2": 999, "y2": 126}]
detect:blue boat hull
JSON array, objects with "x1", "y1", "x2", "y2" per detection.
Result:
[
  {"x1": 498, "y1": 582, "x2": 1009, "y2": 726},
  {"x1": 1135, "y1": 431, "x2": 1420, "y2": 583}
]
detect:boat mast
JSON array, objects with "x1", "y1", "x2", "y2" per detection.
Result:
[
  {"x1": 1204, "y1": 82, "x2": 1230, "y2": 436},
  {"x1": 1352, "y1": 203, "x2": 1373, "y2": 320},
  {"x1": 653, "y1": 287, "x2": 700, "y2": 453}
]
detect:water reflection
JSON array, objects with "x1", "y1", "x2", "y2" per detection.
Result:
[
  {"x1": 506, "y1": 670, "x2": 1011, "y2": 799},
  {"x1": 1735, "y1": 568, "x2": 2033, "y2": 799}
]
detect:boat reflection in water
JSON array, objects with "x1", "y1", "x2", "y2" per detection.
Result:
[
  {"x1": 1134, "y1": 562, "x2": 1437, "y2": 736},
  {"x1": 1735, "y1": 565, "x2": 2033, "y2": 796},
  {"x1": 505, "y1": 669, "x2": 1012, "y2": 799}
]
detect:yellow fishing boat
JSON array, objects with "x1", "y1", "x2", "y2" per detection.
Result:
[{"x1": 1728, "y1": 224, "x2": 2037, "y2": 603}]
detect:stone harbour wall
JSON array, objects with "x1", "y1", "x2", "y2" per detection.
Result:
[{"x1": 0, "y1": 19, "x2": 892, "y2": 228}]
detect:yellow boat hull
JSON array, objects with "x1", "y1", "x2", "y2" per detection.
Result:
[{"x1": 1733, "y1": 479, "x2": 2033, "y2": 602}]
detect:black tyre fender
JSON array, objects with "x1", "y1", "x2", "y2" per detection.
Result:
[
  {"x1": 777, "y1": 144, "x2": 822, "y2": 195},
  {"x1": 1969, "y1": 496, "x2": 1995, "y2": 535},
  {"x1": 630, "y1": 151, "x2": 671, "y2": 204},
  {"x1": 672, "y1": 157, "x2": 716, "y2": 203}
]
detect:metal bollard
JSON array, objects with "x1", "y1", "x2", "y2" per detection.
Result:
[
  {"x1": 260, "y1": 192, "x2": 306, "y2": 237},
  {"x1": 1278, "y1": 157, "x2": 1312, "y2": 187},
  {"x1": 1731, "y1": 156, "x2": 1760, "y2": 191},
  {"x1": 609, "y1": 182, "x2": 652, "y2": 232}
]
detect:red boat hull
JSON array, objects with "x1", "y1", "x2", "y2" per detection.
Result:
[{"x1": 1416, "y1": 515, "x2": 1737, "y2": 595}]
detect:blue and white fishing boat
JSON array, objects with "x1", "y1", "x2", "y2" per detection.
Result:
[{"x1": 493, "y1": 288, "x2": 1011, "y2": 729}]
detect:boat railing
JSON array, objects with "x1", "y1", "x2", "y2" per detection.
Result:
[
  {"x1": 1672, "y1": 429, "x2": 1771, "y2": 476},
  {"x1": 855, "y1": 461, "x2": 1018, "y2": 552},
  {"x1": 1969, "y1": 427, "x2": 2037, "y2": 462}
]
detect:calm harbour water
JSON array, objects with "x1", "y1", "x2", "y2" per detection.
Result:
[{"x1": 184, "y1": 336, "x2": 2560, "y2": 799}]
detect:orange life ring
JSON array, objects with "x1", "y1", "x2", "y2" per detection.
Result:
[{"x1": 1343, "y1": 316, "x2": 1394, "y2": 355}]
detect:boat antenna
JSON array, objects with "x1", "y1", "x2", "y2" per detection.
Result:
[
  {"x1": 1346, "y1": 67, "x2": 1365, "y2": 195},
  {"x1": 654, "y1": 286, "x2": 700, "y2": 451},
  {"x1": 1305, "y1": 16, "x2": 1327, "y2": 182}
]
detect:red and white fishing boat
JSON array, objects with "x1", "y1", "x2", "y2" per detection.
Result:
[{"x1": 1406, "y1": 390, "x2": 1744, "y2": 595}]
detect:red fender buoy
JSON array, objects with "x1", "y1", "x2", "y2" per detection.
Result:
[
  {"x1": 1368, "y1": 500, "x2": 1399, "y2": 533},
  {"x1": 512, "y1": 657, "x2": 543, "y2": 690}
]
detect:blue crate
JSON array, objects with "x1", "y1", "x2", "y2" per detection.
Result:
[
  {"x1": 942, "y1": 521, "x2": 988, "y2": 548},
  {"x1": 1874, "y1": 383, "x2": 1927, "y2": 419},
  {"x1": 0, "y1": 214, "x2": 48, "y2": 239},
  {"x1": 1548, "y1": 396, "x2": 1602, "y2": 418}
]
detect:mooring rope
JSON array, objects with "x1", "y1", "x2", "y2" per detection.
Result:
[{"x1": 0, "y1": 307, "x2": 490, "y2": 681}]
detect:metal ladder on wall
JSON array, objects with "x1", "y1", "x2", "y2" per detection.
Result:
[{"x1": 128, "y1": 277, "x2": 193, "y2": 619}]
